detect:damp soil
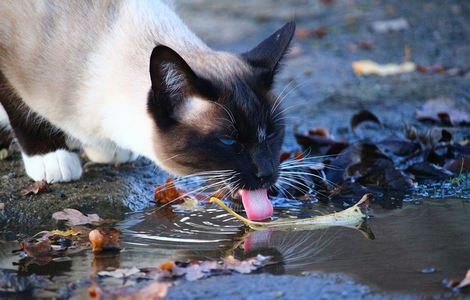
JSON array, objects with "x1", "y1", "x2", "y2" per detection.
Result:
[{"x1": 1, "y1": 0, "x2": 470, "y2": 299}]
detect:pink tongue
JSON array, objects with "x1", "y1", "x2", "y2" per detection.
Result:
[{"x1": 239, "y1": 189, "x2": 273, "y2": 221}]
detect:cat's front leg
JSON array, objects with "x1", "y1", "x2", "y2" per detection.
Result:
[
  {"x1": 0, "y1": 98, "x2": 83, "y2": 183},
  {"x1": 84, "y1": 145, "x2": 139, "y2": 164}
]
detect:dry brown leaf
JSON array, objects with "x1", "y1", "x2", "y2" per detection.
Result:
[
  {"x1": 21, "y1": 239, "x2": 53, "y2": 258},
  {"x1": 279, "y1": 151, "x2": 291, "y2": 163},
  {"x1": 154, "y1": 178, "x2": 184, "y2": 205},
  {"x1": 52, "y1": 208, "x2": 101, "y2": 226},
  {"x1": 159, "y1": 260, "x2": 175, "y2": 272},
  {"x1": 89, "y1": 228, "x2": 121, "y2": 253},
  {"x1": 351, "y1": 110, "x2": 381, "y2": 133},
  {"x1": 19, "y1": 181, "x2": 48, "y2": 196},
  {"x1": 0, "y1": 203, "x2": 4, "y2": 211}
]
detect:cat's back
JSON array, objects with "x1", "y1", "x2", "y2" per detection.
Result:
[{"x1": 0, "y1": 0, "x2": 186, "y2": 104}]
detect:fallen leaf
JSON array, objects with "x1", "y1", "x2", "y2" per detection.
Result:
[
  {"x1": 279, "y1": 151, "x2": 291, "y2": 163},
  {"x1": 0, "y1": 203, "x2": 4, "y2": 211},
  {"x1": 370, "y1": 18, "x2": 409, "y2": 33},
  {"x1": 351, "y1": 110, "x2": 381, "y2": 133},
  {"x1": 19, "y1": 181, "x2": 49, "y2": 196},
  {"x1": 377, "y1": 138, "x2": 420, "y2": 157},
  {"x1": 89, "y1": 228, "x2": 121, "y2": 253},
  {"x1": 52, "y1": 208, "x2": 101, "y2": 226},
  {"x1": 406, "y1": 162, "x2": 454, "y2": 181},
  {"x1": 154, "y1": 178, "x2": 184, "y2": 205},
  {"x1": 49, "y1": 229, "x2": 83, "y2": 237},
  {"x1": 159, "y1": 260, "x2": 175, "y2": 272},
  {"x1": 416, "y1": 97, "x2": 470, "y2": 126},
  {"x1": 352, "y1": 60, "x2": 416, "y2": 76},
  {"x1": 295, "y1": 130, "x2": 348, "y2": 155},
  {"x1": 20, "y1": 239, "x2": 53, "y2": 258}
]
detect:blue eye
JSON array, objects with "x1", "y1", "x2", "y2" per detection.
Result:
[{"x1": 219, "y1": 137, "x2": 237, "y2": 145}]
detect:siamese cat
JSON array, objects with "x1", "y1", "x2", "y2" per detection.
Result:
[{"x1": 0, "y1": 1, "x2": 295, "y2": 220}]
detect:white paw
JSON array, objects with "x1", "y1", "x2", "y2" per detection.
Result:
[
  {"x1": 22, "y1": 149, "x2": 83, "y2": 183},
  {"x1": 84, "y1": 146, "x2": 138, "y2": 164}
]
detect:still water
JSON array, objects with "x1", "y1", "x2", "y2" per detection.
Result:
[{"x1": 1, "y1": 191, "x2": 470, "y2": 298}]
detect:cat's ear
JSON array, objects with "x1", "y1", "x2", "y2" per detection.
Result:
[
  {"x1": 242, "y1": 21, "x2": 296, "y2": 88},
  {"x1": 149, "y1": 45, "x2": 197, "y2": 99},
  {"x1": 149, "y1": 45, "x2": 198, "y2": 127}
]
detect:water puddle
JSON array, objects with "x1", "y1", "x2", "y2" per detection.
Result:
[{"x1": 1, "y1": 194, "x2": 469, "y2": 298}]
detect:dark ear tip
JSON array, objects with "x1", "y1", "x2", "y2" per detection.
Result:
[
  {"x1": 151, "y1": 45, "x2": 175, "y2": 58},
  {"x1": 285, "y1": 20, "x2": 296, "y2": 32}
]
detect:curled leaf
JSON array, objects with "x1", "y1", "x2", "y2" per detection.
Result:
[
  {"x1": 89, "y1": 228, "x2": 121, "y2": 253},
  {"x1": 52, "y1": 208, "x2": 101, "y2": 226},
  {"x1": 351, "y1": 110, "x2": 381, "y2": 133},
  {"x1": 210, "y1": 194, "x2": 371, "y2": 231},
  {"x1": 154, "y1": 178, "x2": 184, "y2": 205},
  {"x1": 19, "y1": 181, "x2": 49, "y2": 196}
]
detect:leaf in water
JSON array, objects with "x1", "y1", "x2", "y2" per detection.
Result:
[
  {"x1": 49, "y1": 229, "x2": 83, "y2": 237},
  {"x1": 210, "y1": 194, "x2": 370, "y2": 232},
  {"x1": 173, "y1": 198, "x2": 204, "y2": 212},
  {"x1": 89, "y1": 228, "x2": 121, "y2": 253},
  {"x1": 416, "y1": 97, "x2": 470, "y2": 126},
  {"x1": 19, "y1": 181, "x2": 49, "y2": 196},
  {"x1": 154, "y1": 178, "x2": 184, "y2": 205},
  {"x1": 223, "y1": 255, "x2": 272, "y2": 274},
  {"x1": 351, "y1": 110, "x2": 381, "y2": 133},
  {"x1": 52, "y1": 208, "x2": 101, "y2": 226},
  {"x1": 20, "y1": 239, "x2": 53, "y2": 258}
]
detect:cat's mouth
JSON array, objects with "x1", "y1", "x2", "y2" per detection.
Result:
[{"x1": 237, "y1": 188, "x2": 273, "y2": 221}]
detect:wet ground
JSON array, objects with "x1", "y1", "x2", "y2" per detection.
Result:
[{"x1": 1, "y1": 0, "x2": 470, "y2": 299}]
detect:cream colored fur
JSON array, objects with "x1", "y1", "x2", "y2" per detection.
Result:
[{"x1": 0, "y1": 0, "x2": 250, "y2": 182}]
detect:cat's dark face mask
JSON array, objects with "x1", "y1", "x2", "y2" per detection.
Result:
[{"x1": 147, "y1": 22, "x2": 295, "y2": 220}]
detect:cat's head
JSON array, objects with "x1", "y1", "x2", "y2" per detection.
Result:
[{"x1": 147, "y1": 22, "x2": 295, "y2": 196}]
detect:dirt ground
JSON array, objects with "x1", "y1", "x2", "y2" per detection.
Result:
[{"x1": 1, "y1": 0, "x2": 469, "y2": 298}]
